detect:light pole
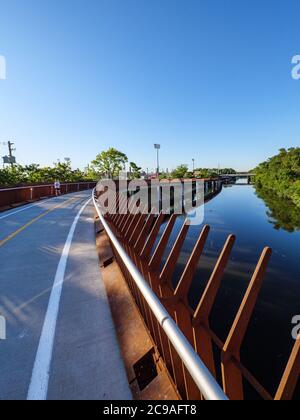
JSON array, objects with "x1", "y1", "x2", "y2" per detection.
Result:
[
  {"x1": 154, "y1": 144, "x2": 161, "y2": 178},
  {"x1": 192, "y1": 158, "x2": 195, "y2": 173}
]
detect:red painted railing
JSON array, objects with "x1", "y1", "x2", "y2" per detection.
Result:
[{"x1": 0, "y1": 182, "x2": 96, "y2": 210}]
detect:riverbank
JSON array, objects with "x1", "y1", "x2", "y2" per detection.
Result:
[{"x1": 253, "y1": 148, "x2": 300, "y2": 208}]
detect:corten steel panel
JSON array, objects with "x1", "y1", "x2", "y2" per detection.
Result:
[{"x1": 0, "y1": 183, "x2": 96, "y2": 209}]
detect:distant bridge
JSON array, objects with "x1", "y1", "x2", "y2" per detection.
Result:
[
  {"x1": 220, "y1": 173, "x2": 255, "y2": 185},
  {"x1": 220, "y1": 173, "x2": 255, "y2": 178}
]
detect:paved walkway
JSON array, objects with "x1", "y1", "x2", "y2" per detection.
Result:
[{"x1": 0, "y1": 191, "x2": 131, "y2": 400}]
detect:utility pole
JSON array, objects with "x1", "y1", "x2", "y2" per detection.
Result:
[
  {"x1": 1, "y1": 141, "x2": 16, "y2": 167},
  {"x1": 192, "y1": 158, "x2": 195, "y2": 173},
  {"x1": 8, "y1": 141, "x2": 14, "y2": 167}
]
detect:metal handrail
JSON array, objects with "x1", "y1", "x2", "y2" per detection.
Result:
[
  {"x1": 92, "y1": 189, "x2": 228, "y2": 401},
  {"x1": 0, "y1": 182, "x2": 94, "y2": 192}
]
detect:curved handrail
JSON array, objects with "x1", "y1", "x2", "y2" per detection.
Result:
[
  {"x1": 0, "y1": 182, "x2": 94, "y2": 192},
  {"x1": 92, "y1": 189, "x2": 228, "y2": 401}
]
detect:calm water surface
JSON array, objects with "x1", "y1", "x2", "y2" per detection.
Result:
[{"x1": 155, "y1": 184, "x2": 300, "y2": 399}]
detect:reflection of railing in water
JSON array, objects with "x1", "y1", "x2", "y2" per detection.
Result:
[
  {"x1": 95, "y1": 185, "x2": 300, "y2": 401},
  {"x1": 125, "y1": 179, "x2": 222, "y2": 214},
  {"x1": 159, "y1": 179, "x2": 222, "y2": 215}
]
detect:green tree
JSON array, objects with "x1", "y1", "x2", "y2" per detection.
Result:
[
  {"x1": 194, "y1": 168, "x2": 218, "y2": 178},
  {"x1": 92, "y1": 148, "x2": 128, "y2": 179},
  {"x1": 171, "y1": 164, "x2": 189, "y2": 179},
  {"x1": 253, "y1": 148, "x2": 300, "y2": 207},
  {"x1": 83, "y1": 164, "x2": 100, "y2": 181},
  {"x1": 129, "y1": 162, "x2": 142, "y2": 179},
  {"x1": 159, "y1": 171, "x2": 170, "y2": 180},
  {"x1": 219, "y1": 168, "x2": 237, "y2": 175},
  {"x1": 0, "y1": 165, "x2": 28, "y2": 185},
  {"x1": 0, "y1": 159, "x2": 94, "y2": 187}
]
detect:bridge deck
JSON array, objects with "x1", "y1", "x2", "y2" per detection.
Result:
[{"x1": 0, "y1": 191, "x2": 131, "y2": 400}]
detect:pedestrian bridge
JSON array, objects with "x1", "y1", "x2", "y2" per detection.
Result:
[
  {"x1": 0, "y1": 188, "x2": 131, "y2": 400},
  {"x1": 0, "y1": 181, "x2": 298, "y2": 401}
]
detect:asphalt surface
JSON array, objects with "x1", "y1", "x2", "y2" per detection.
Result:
[{"x1": 0, "y1": 191, "x2": 131, "y2": 400}]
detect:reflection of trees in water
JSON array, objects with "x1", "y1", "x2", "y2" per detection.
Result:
[{"x1": 255, "y1": 186, "x2": 300, "y2": 232}]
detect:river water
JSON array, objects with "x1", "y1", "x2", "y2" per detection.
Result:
[{"x1": 155, "y1": 183, "x2": 300, "y2": 399}]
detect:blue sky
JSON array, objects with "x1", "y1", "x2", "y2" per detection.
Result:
[{"x1": 0, "y1": 0, "x2": 299, "y2": 171}]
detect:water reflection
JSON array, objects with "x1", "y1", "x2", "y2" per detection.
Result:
[
  {"x1": 255, "y1": 186, "x2": 300, "y2": 233},
  {"x1": 154, "y1": 185, "x2": 300, "y2": 399}
]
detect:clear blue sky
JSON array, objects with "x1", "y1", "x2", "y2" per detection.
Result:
[{"x1": 0, "y1": 0, "x2": 299, "y2": 171}]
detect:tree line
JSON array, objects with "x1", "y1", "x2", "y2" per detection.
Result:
[
  {"x1": 91, "y1": 149, "x2": 236, "y2": 180},
  {"x1": 0, "y1": 161, "x2": 96, "y2": 187},
  {"x1": 254, "y1": 148, "x2": 300, "y2": 207},
  {"x1": 160, "y1": 165, "x2": 236, "y2": 180},
  {"x1": 0, "y1": 149, "x2": 142, "y2": 187},
  {"x1": 0, "y1": 146, "x2": 237, "y2": 187}
]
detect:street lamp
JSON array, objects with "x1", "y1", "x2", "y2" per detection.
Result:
[{"x1": 154, "y1": 144, "x2": 161, "y2": 178}]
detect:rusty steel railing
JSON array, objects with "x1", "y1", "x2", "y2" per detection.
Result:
[
  {"x1": 93, "y1": 187, "x2": 300, "y2": 401},
  {"x1": 93, "y1": 189, "x2": 228, "y2": 401},
  {"x1": 0, "y1": 182, "x2": 96, "y2": 209}
]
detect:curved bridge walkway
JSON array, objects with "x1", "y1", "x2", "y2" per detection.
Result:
[{"x1": 0, "y1": 191, "x2": 131, "y2": 400}]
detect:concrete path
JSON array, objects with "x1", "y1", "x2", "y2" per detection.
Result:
[{"x1": 0, "y1": 191, "x2": 131, "y2": 400}]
